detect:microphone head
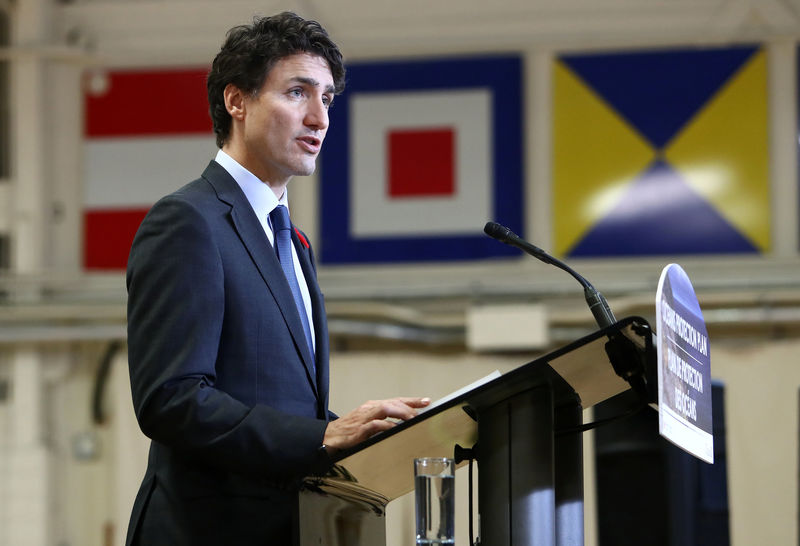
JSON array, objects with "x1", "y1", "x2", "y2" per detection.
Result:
[{"x1": 484, "y1": 221, "x2": 512, "y2": 242}]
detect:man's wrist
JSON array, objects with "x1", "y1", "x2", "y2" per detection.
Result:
[{"x1": 318, "y1": 443, "x2": 337, "y2": 457}]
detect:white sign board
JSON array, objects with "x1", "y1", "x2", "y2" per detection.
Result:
[{"x1": 655, "y1": 264, "x2": 714, "y2": 463}]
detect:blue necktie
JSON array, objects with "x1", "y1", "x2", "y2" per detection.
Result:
[{"x1": 270, "y1": 205, "x2": 315, "y2": 366}]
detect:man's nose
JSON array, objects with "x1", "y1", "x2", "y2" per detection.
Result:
[{"x1": 305, "y1": 100, "x2": 329, "y2": 131}]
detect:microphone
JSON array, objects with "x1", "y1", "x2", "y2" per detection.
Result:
[
  {"x1": 483, "y1": 221, "x2": 617, "y2": 330},
  {"x1": 484, "y1": 222, "x2": 655, "y2": 404}
]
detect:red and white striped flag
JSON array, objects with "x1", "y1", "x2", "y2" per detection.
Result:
[{"x1": 83, "y1": 68, "x2": 216, "y2": 270}]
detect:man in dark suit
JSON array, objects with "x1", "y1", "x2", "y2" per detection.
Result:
[{"x1": 125, "y1": 12, "x2": 429, "y2": 545}]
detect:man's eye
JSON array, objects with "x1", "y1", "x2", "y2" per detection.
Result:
[{"x1": 289, "y1": 88, "x2": 303, "y2": 97}]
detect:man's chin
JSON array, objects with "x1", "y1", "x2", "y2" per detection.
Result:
[{"x1": 294, "y1": 161, "x2": 317, "y2": 178}]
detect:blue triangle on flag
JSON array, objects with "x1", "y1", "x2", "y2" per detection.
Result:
[
  {"x1": 561, "y1": 46, "x2": 758, "y2": 149},
  {"x1": 568, "y1": 160, "x2": 758, "y2": 256}
]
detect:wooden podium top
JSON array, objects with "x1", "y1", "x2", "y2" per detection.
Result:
[{"x1": 329, "y1": 317, "x2": 651, "y2": 501}]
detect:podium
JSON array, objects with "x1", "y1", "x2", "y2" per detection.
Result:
[{"x1": 297, "y1": 316, "x2": 655, "y2": 546}]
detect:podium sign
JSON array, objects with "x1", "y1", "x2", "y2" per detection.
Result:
[{"x1": 655, "y1": 264, "x2": 713, "y2": 463}]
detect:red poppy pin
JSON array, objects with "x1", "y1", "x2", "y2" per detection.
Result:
[{"x1": 294, "y1": 228, "x2": 310, "y2": 249}]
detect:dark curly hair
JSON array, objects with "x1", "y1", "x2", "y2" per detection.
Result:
[{"x1": 207, "y1": 12, "x2": 346, "y2": 148}]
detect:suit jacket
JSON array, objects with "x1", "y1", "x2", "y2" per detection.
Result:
[{"x1": 125, "y1": 161, "x2": 334, "y2": 545}]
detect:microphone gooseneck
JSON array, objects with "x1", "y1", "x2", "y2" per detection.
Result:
[
  {"x1": 483, "y1": 221, "x2": 617, "y2": 330},
  {"x1": 484, "y1": 221, "x2": 655, "y2": 405}
]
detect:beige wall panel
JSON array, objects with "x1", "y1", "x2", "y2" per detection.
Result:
[{"x1": 712, "y1": 338, "x2": 800, "y2": 546}]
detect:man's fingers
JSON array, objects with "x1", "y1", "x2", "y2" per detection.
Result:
[
  {"x1": 324, "y1": 397, "x2": 433, "y2": 450},
  {"x1": 382, "y1": 401, "x2": 420, "y2": 420},
  {"x1": 399, "y1": 397, "x2": 432, "y2": 408},
  {"x1": 364, "y1": 418, "x2": 395, "y2": 436},
  {"x1": 365, "y1": 397, "x2": 431, "y2": 421}
]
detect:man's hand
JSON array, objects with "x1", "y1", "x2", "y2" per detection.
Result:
[{"x1": 323, "y1": 397, "x2": 431, "y2": 452}]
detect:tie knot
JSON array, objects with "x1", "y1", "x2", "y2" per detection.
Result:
[{"x1": 270, "y1": 205, "x2": 291, "y2": 232}]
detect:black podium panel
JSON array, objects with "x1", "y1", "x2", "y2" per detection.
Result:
[{"x1": 594, "y1": 384, "x2": 729, "y2": 546}]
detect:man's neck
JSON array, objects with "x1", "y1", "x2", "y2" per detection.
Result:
[{"x1": 221, "y1": 143, "x2": 288, "y2": 200}]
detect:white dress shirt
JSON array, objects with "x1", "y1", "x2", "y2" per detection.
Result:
[{"x1": 214, "y1": 149, "x2": 315, "y2": 351}]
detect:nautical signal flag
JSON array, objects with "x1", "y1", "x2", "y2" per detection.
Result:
[
  {"x1": 553, "y1": 45, "x2": 769, "y2": 257},
  {"x1": 83, "y1": 68, "x2": 216, "y2": 270},
  {"x1": 320, "y1": 56, "x2": 524, "y2": 263}
]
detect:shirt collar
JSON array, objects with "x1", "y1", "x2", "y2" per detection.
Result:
[{"x1": 214, "y1": 149, "x2": 290, "y2": 216}]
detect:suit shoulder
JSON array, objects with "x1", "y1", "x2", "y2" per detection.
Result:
[
  {"x1": 165, "y1": 176, "x2": 216, "y2": 204},
  {"x1": 133, "y1": 177, "x2": 219, "y2": 242},
  {"x1": 143, "y1": 177, "x2": 223, "y2": 221}
]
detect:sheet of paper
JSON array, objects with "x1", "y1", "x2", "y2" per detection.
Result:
[{"x1": 419, "y1": 370, "x2": 503, "y2": 413}]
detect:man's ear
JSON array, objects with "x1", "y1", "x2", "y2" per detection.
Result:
[{"x1": 223, "y1": 83, "x2": 246, "y2": 121}]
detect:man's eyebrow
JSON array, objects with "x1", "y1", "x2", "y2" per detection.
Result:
[{"x1": 290, "y1": 76, "x2": 336, "y2": 94}]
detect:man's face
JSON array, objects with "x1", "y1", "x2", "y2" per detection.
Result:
[{"x1": 237, "y1": 53, "x2": 335, "y2": 186}]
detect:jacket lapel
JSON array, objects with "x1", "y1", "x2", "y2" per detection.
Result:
[
  {"x1": 292, "y1": 228, "x2": 329, "y2": 415},
  {"x1": 201, "y1": 161, "x2": 319, "y2": 396}
]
